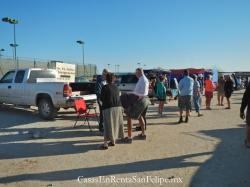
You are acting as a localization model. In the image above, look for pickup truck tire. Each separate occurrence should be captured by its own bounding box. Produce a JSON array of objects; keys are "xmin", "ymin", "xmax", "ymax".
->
[{"xmin": 38, "ymin": 98, "xmax": 57, "ymax": 120}]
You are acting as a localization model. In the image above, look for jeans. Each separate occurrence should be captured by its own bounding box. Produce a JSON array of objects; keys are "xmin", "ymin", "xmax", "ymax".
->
[
  {"xmin": 193, "ymin": 95, "xmax": 201, "ymax": 113},
  {"xmin": 97, "ymin": 98, "xmax": 103, "ymax": 132}
]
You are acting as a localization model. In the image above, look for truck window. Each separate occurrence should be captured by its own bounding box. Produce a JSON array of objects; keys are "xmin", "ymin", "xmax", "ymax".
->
[
  {"xmin": 15, "ymin": 70, "xmax": 25, "ymax": 83},
  {"xmin": 0, "ymin": 71, "xmax": 15, "ymax": 83},
  {"xmin": 29, "ymin": 70, "xmax": 56, "ymax": 79}
]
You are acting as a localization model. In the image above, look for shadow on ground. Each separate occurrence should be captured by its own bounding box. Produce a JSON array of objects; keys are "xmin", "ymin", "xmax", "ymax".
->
[
  {"xmin": 190, "ymin": 124, "xmax": 250, "ymax": 187},
  {"xmin": 0, "ymin": 151, "xmax": 211, "ymax": 184}
]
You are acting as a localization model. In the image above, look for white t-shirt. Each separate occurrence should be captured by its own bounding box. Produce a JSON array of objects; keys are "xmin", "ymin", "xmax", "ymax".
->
[{"xmin": 134, "ymin": 74, "xmax": 149, "ymax": 96}]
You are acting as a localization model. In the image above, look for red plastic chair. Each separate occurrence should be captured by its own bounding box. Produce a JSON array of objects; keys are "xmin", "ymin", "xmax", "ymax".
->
[{"xmin": 73, "ymin": 98, "xmax": 99, "ymax": 130}]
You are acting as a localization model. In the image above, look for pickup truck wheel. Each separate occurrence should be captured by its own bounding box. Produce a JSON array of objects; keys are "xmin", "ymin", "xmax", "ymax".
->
[{"xmin": 38, "ymin": 98, "xmax": 57, "ymax": 120}]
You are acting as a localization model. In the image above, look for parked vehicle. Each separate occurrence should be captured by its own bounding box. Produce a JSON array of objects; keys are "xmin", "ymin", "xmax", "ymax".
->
[
  {"xmin": 0, "ymin": 68, "xmax": 96, "ymax": 120},
  {"xmin": 115, "ymin": 73, "xmax": 138, "ymax": 92}
]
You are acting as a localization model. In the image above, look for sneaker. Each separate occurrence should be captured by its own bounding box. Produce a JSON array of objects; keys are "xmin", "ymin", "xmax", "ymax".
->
[
  {"xmin": 99, "ymin": 143, "xmax": 108, "ymax": 150},
  {"xmin": 185, "ymin": 116, "xmax": 189, "ymax": 123},
  {"xmin": 178, "ymin": 117, "xmax": 183, "ymax": 124},
  {"xmin": 198, "ymin": 113, "xmax": 203, "ymax": 117},
  {"xmin": 122, "ymin": 137, "xmax": 133, "ymax": 144},
  {"xmin": 137, "ymin": 134, "xmax": 146, "ymax": 140},
  {"xmin": 108, "ymin": 141, "xmax": 115, "ymax": 146}
]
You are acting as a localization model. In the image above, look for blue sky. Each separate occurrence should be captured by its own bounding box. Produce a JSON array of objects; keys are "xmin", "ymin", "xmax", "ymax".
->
[{"xmin": 0, "ymin": 0, "xmax": 250, "ymax": 73}]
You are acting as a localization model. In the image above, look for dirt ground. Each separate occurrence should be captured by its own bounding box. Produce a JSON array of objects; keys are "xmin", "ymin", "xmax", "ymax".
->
[{"xmin": 0, "ymin": 90, "xmax": 249, "ymax": 187}]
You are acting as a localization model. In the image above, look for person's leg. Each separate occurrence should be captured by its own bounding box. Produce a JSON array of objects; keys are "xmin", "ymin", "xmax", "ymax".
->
[
  {"xmin": 138, "ymin": 115, "xmax": 145, "ymax": 136},
  {"xmin": 205, "ymin": 96, "xmax": 208, "ymax": 108},
  {"xmin": 178, "ymin": 96, "xmax": 184, "ymax": 123},
  {"xmin": 227, "ymin": 97, "xmax": 231, "ymax": 109},
  {"xmin": 159, "ymin": 101, "xmax": 163, "ymax": 115},
  {"xmin": 162, "ymin": 102, "xmax": 165, "ymax": 115},
  {"xmin": 217, "ymin": 93, "xmax": 220, "ymax": 105},
  {"xmin": 141, "ymin": 107, "xmax": 148, "ymax": 130},
  {"xmin": 158, "ymin": 101, "xmax": 161, "ymax": 114},
  {"xmin": 127, "ymin": 117, "xmax": 132, "ymax": 138},
  {"xmin": 100, "ymin": 113, "xmax": 108, "ymax": 149},
  {"xmin": 185, "ymin": 96, "xmax": 191, "ymax": 122},
  {"xmin": 104, "ymin": 138, "xmax": 108, "ymax": 146},
  {"xmin": 208, "ymin": 97, "xmax": 211, "ymax": 109},
  {"xmin": 226, "ymin": 97, "xmax": 230, "ymax": 109},
  {"xmin": 185, "ymin": 109, "xmax": 190, "ymax": 122},
  {"xmin": 193, "ymin": 96, "xmax": 199, "ymax": 113},
  {"xmin": 197, "ymin": 96, "xmax": 203, "ymax": 116},
  {"xmin": 221, "ymin": 94, "xmax": 224, "ymax": 106},
  {"xmin": 178, "ymin": 109, "xmax": 183, "ymax": 123},
  {"xmin": 97, "ymin": 99, "xmax": 103, "ymax": 132}
]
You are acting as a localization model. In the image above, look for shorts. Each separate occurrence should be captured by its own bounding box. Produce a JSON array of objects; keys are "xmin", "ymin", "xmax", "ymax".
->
[
  {"xmin": 178, "ymin": 95, "xmax": 192, "ymax": 111},
  {"xmin": 205, "ymin": 91, "xmax": 213, "ymax": 99},
  {"xmin": 217, "ymin": 91, "xmax": 224, "ymax": 97},
  {"xmin": 126, "ymin": 98, "xmax": 150, "ymax": 119}
]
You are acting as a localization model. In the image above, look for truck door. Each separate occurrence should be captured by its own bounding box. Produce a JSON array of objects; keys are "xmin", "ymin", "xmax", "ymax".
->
[
  {"xmin": 10, "ymin": 70, "xmax": 26, "ymax": 104},
  {"xmin": 0, "ymin": 71, "xmax": 15, "ymax": 103}
]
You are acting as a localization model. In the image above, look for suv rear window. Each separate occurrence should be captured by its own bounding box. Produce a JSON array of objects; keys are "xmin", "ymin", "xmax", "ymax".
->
[
  {"xmin": 120, "ymin": 74, "xmax": 138, "ymax": 83},
  {"xmin": 29, "ymin": 70, "xmax": 56, "ymax": 79}
]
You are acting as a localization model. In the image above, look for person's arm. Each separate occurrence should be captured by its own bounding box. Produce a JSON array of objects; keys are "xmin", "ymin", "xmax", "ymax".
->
[
  {"xmin": 197, "ymin": 81, "xmax": 201, "ymax": 93},
  {"xmin": 240, "ymin": 85, "xmax": 250, "ymax": 117}
]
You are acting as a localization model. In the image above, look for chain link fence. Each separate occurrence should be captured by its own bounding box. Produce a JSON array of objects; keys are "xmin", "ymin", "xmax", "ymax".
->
[{"xmin": 0, "ymin": 56, "xmax": 97, "ymax": 80}]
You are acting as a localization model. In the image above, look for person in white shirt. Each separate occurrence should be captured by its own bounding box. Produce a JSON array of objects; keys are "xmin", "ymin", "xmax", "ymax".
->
[
  {"xmin": 134, "ymin": 69, "xmax": 149, "ymax": 96},
  {"xmin": 124, "ymin": 68, "xmax": 149, "ymax": 143}
]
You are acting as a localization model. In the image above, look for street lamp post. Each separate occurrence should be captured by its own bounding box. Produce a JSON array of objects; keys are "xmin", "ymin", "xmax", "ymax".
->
[
  {"xmin": 107, "ymin": 64, "xmax": 110, "ymax": 69},
  {"xmin": 137, "ymin": 62, "xmax": 141, "ymax": 67},
  {"xmin": 76, "ymin": 40, "xmax": 85, "ymax": 75},
  {"xmin": 117, "ymin": 65, "xmax": 120, "ymax": 73},
  {"xmin": 0, "ymin": 49, "xmax": 4, "ymax": 58},
  {"xmin": 2, "ymin": 17, "xmax": 18, "ymax": 68},
  {"xmin": 10, "ymin": 43, "xmax": 18, "ymax": 59}
]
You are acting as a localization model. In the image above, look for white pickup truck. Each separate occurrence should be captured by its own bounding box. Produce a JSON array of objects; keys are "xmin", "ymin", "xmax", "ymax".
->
[{"xmin": 0, "ymin": 68, "xmax": 97, "ymax": 120}]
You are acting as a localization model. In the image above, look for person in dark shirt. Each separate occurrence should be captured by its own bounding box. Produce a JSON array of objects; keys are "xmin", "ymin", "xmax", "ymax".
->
[
  {"xmin": 95, "ymin": 69, "xmax": 109, "ymax": 133},
  {"xmin": 224, "ymin": 76, "xmax": 234, "ymax": 109},
  {"xmin": 99, "ymin": 73, "xmax": 124, "ymax": 149},
  {"xmin": 240, "ymin": 82, "xmax": 250, "ymax": 148}
]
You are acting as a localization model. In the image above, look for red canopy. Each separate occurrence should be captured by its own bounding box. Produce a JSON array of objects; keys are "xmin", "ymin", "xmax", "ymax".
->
[{"xmin": 170, "ymin": 68, "xmax": 205, "ymax": 76}]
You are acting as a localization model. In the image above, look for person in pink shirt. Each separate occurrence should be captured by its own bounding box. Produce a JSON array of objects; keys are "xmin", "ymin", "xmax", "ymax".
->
[{"xmin": 205, "ymin": 75, "xmax": 215, "ymax": 110}]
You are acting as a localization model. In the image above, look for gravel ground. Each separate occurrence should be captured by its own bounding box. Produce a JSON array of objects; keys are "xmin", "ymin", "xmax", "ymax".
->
[{"xmin": 0, "ymin": 90, "xmax": 249, "ymax": 187}]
